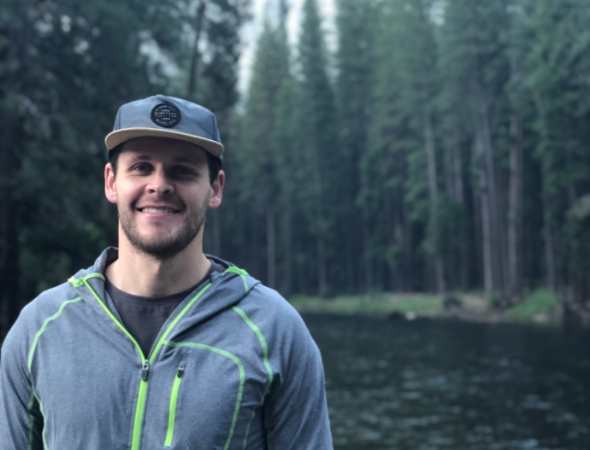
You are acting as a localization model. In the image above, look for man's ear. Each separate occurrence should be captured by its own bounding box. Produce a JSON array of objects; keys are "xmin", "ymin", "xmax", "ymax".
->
[
  {"xmin": 104, "ymin": 163, "xmax": 118, "ymax": 204},
  {"xmin": 208, "ymin": 170, "xmax": 225, "ymax": 209}
]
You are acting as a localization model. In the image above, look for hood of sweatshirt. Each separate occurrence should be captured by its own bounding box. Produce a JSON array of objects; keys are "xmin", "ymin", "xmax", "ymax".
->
[{"xmin": 67, "ymin": 247, "xmax": 260, "ymax": 357}]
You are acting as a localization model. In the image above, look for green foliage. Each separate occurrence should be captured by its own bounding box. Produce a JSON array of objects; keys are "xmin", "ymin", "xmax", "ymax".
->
[
  {"xmin": 0, "ymin": 0, "xmax": 250, "ymax": 332},
  {"xmin": 290, "ymin": 293, "xmax": 443, "ymax": 316},
  {"xmin": 228, "ymin": 16, "xmax": 297, "ymax": 281},
  {"xmin": 295, "ymin": 0, "xmax": 339, "ymax": 294},
  {"xmin": 506, "ymin": 289, "xmax": 558, "ymax": 321}
]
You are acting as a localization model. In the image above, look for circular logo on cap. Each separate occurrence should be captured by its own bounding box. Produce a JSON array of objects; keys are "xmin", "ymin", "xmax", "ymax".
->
[{"xmin": 151, "ymin": 102, "xmax": 181, "ymax": 128}]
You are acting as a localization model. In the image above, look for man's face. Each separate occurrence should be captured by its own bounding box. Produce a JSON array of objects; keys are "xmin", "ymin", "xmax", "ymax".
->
[{"xmin": 104, "ymin": 137, "xmax": 224, "ymax": 259}]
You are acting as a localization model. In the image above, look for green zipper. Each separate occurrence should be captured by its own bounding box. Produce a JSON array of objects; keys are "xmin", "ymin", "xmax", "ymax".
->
[
  {"xmin": 165, "ymin": 341, "xmax": 245, "ymax": 450},
  {"xmin": 75, "ymin": 275, "xmax": 212, "ymax": 450},
  {"xmin": 164, "ymin": 364, "xmax": 185, "ymax": 447},
  {"xmin": 78, "ymin": 277, "xmax": 149, "ymax": 450},
  {"xmin": 130, "ymin": 360, "xmax": 151, "ymax": 450}
]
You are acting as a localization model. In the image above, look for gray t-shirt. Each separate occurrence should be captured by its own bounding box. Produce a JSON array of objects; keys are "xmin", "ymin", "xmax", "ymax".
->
[{"xmin": 105, "ymin": 261, "xmax": 223, "ymax": 356}]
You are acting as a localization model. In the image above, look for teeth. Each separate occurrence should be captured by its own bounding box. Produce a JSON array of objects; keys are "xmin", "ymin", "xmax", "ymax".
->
[{"xmin": 141, "ymin": 207, "xmax": 177, "ymax": 213}]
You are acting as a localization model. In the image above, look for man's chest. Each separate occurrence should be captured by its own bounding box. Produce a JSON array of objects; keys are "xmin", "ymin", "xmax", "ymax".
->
[{"xmin": 31, "ymin": 316, "xmax": 271, "ymax": 450}]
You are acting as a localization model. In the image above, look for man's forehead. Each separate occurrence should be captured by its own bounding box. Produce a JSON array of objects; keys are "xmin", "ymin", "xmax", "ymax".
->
[{"xmin": 120, "ymin": 137, "xmax": 207, "ymax": 163}]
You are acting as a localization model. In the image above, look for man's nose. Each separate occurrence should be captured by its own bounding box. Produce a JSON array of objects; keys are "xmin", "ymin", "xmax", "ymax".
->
[{"xmin": 146, "ymin": 168, "xmax": 174, "ymax": 195}]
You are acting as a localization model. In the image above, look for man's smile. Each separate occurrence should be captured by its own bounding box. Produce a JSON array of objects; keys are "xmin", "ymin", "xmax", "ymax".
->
[{"xmin": 135, "ymin": 204, "xmax": 183, "ymax": 214}]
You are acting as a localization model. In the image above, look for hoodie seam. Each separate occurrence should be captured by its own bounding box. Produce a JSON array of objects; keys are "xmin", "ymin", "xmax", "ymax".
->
[
  {"xmin": 27, "ymin": 297, "xmax": 84, "ymax": 373},
  {"xmin": 25, "ymin": 297, "xmax": 84, "ymax": 450},
  {"xmin": 231, "ymin": 306, "xmax": 273, "ymax": 450},
  {"xmin": 163, "ymin": 340, "xmax": 245, "ymax": 450}
]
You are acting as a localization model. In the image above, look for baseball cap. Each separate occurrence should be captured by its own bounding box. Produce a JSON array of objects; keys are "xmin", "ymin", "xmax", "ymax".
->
[{"xmin": 105, "ymin": 95, "xmax": 224, "ymax": 158}]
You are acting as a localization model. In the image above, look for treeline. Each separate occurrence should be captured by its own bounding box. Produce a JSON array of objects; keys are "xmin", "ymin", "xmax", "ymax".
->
[
  {"xmin": 220, "ymin": 0, "xmax": 590, "ymax": 322},
  {"xmin": 2, "ymin": 0, "xmax": 590, "ymax": 335}
]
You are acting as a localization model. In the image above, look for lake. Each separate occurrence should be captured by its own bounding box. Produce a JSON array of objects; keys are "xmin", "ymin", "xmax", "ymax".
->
[{"xmin": 304, "ymin": 314, "xmax": 590, "ymax": 450}]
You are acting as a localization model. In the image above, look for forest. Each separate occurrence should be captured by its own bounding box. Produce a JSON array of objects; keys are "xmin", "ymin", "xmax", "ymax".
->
[{"xmin": 2, "ymin": 0, "xmax": 590, "ymax": 335}]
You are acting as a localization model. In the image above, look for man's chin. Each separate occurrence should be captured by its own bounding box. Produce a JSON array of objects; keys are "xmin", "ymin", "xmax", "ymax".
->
[
  {"xmin": 127, "ymin": 232, "xmax": 198, "ymax": 260},
  {"xmin": 120, "ymin": 216, "xmax": 204, "ymax": 260},
  {"xmin": 134, "ymin": 241, "xmax": 189, "ymax": 260}
]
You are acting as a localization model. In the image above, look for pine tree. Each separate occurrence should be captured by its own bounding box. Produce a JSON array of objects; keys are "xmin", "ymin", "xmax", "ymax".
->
[
  {"xmin": 523, "ymin": 0, "xmax": 590, "ymax": 319},
  {"xmin": 235, "ymin": 4, "xmax": 295, "ymax": 289},
  {"xmin": 439, "ymin": 0, "xmax": 512, "ymax": 305},
  {"xmin": 297, "ymin": 0, "xmax": 339, "ymax": 295},
  {"xmin": 334, "ymin": 0, "xmax": 378, "ymax": 291}
]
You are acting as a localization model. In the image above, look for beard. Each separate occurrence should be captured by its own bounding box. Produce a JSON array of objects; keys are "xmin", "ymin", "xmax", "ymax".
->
[{"xmin": 118, "ymin": 197, "xmax": 208, "ymax": 260}]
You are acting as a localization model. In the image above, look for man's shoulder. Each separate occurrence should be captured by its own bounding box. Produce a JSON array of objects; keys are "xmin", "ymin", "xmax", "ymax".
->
[
  {"xmin": 246, "ymin": 282, "xmax": 292, "ymax": 310},
  {"xmin": 2, "ymin": 279, "xmax": 83, "ymax": 356},
  {"xmin": 234, "ymin": 279, "xmax": 312, "ymax": 337},
  {"xmin": 18, "ymin": 280, "xmax": 82, "ymax": 325},
  {"xmin": 207, "ymin": 258, "xmax": 307, "ymax": 331}
]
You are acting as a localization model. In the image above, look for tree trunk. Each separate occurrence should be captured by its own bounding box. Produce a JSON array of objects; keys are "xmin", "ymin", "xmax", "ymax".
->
[
  {"xmin": 507, "ymin": 113, "xmax": 523, "ymax": 303},
  {"xmin": 361, "ymin": 203, "xmax": 373, "ymax": 291},
  {"xmin": 186, "ymin": 1, "xmax": 207, "ymax": 99},
  {"xmin": 446, "ymin": 133, "xmax": 469, "ymax": 289},
  {"xmin": 0, "ymin": 107, "xmax": 22, "ymax": 337},
  {"xmin": 424, "ymin": 109, "xmax": 445, "ymax": 293},
  {"xmin": 266, "ymin": 207, "xmax": 276, "ymax": 287},
  {"xmin": 535, "ymin": 101, "xmax": 558, "ymax": 291},
  {"xmin": 477, "ymin": 137, "xmax": 494, "ymax": 297},
  {"xmin": 317, "ymin": 236, "xmax": 328, "ymax": 297},
  {"xmin": 543, "ymin": 212, "xmax": 557, "ymax": 290},
  {"xmin": 474, "ymin": 85, "xmax": 507, "ymax": 305},
  {"xmin": 0, "ymin": 203, "xmax": 19, "ymax": 338},
  {"xmin": 280, "ymin": 206, "xmax": 292, "ymax": 295}
]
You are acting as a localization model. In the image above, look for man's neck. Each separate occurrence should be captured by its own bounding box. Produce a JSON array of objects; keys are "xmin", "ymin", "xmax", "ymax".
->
[{"xmin": 106, "ymin": 237, "xmax": 211, "ymax": 298}]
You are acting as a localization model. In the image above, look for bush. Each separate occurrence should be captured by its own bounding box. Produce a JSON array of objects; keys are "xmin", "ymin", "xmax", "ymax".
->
[{"xmin": 506, "ymin": 289, "xmax": 558, "ymax": 321}]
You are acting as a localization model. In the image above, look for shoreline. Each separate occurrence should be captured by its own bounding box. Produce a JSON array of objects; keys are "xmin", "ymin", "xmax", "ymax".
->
[{"xmin": 290, "ymin": 290, "xmax": 561, "ymax": 327}]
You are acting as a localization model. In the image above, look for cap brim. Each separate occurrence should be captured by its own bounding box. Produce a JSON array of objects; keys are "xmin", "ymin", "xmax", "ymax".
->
[{"xmin": 105, "ymin": 127, "xmax": 224, "ymax": 158}]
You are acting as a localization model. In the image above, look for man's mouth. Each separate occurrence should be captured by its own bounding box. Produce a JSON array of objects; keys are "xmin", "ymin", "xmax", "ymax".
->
[{"xmin": 136, "ymin": 206, "xmax": 182, "ymax": 214}]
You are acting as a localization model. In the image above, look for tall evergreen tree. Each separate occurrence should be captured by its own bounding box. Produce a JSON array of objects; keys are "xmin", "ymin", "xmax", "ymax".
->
[
  {"xmin": 234, "ymin": 2, "xmax": 296, "ymax": 290},
  {"xmin": 523, "ymin": 0, "xmax": 590, "ymax": 320},
  {"xmin": 335, "ymin": 0, "xmax": 377, "ymax": 291},
  {"xmin": 439, "ymin": 0, "xmax": 512, "ymax": 304},
  {"xmin": 297, "ymin": 0, "xmax": 339, "ymax": 296}
]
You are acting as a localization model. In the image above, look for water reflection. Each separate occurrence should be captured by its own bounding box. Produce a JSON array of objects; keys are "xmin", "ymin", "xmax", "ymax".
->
[{"xmin": 305, "ymin": 314, "xmax": 590, "ymax": 450}]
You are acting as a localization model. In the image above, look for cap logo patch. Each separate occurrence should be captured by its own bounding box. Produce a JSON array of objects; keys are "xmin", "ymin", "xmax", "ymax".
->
[{"xmin": 151, "ymin": 102, "xmax": 181, "ymax": 128}]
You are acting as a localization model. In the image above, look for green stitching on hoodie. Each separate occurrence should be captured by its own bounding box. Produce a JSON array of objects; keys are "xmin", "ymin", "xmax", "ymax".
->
[
  {"xmin": 27, "ymin": 297, "xmax": 83, "ymax": 372},
  {"xmin": 25, "ymin": 297, "xmax": 86, "ymax": 449},
  {"xmin": 76, "ymin": 275, "xmax": 213, "ymax": 450},
  {"xmin": 232, "ymin": 306, "xmax": 273, "ymax": 449},
  {"xmin": 67, "ymin": 273, "xmax": 105, "ymax": 288},
  {"xmin": 225, "ymin": 266, "xmax": 249, "ymax": 291},
  {"xmin": 232, "ymin": 307, "xmax": 272, "ymax": 388},
  {"xmin": 164, "ymin": 341, "xmax": 245, "ymax": 450}
]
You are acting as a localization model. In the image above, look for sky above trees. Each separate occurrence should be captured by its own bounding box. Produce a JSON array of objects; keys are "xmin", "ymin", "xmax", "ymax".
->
[{"xmin": 239, "ymin": 0, "xmax": 335, "ymax": 92}]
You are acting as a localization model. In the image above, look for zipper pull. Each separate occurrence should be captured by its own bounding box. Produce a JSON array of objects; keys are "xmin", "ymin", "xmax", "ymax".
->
[
  {"xmin": 141, "ymin": 360, "xmax": 150, "ymax": 381},
  {"xmin": 177, "ymin": 364, "xmax": 185, "ymax": 378}
]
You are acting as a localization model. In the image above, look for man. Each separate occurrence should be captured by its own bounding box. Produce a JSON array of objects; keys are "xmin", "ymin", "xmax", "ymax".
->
[{"xmin": 0, "ymin": 95, "xmax": 333, "ymax": 449}]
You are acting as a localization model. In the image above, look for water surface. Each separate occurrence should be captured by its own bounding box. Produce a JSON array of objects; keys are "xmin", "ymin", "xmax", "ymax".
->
[{"xmin": 305, "ymin": 314, "xmax": 590, "ymax": 450}]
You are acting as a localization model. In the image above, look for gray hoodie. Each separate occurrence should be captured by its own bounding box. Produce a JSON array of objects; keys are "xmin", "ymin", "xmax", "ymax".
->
[{"xmin": 0, "ymin": 248, "xmax": 333, "ymax": 450}]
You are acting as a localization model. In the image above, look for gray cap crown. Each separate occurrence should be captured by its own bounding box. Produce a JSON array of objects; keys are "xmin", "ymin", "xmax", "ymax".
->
[{"xmin": 105, "ymin": 95, "xmax": 224, "ymax": 158}]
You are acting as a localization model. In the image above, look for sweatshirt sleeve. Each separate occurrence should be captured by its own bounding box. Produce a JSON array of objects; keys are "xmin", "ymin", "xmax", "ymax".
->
[
  {"xmin": 264, "ymin": 311, "xmax": 333, "ymax": 450},
  {"xmin": 0, "ymin": 313, "xmax": 44, "ymax": 450}
]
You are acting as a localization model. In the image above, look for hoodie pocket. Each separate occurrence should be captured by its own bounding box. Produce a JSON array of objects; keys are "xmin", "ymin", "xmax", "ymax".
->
[{"xmin": 164, "ymin": 364, "xmax": 186, "ymax": 447}]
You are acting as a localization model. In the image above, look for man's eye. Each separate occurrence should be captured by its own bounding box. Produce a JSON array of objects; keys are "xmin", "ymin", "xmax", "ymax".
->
[
  {"xmin": 130, "ymin": 162, "xmax": 152, "ymax": 173},
  {"xmin": 171, "ymin": 166, "xmax": 198, "ymax": 178}
]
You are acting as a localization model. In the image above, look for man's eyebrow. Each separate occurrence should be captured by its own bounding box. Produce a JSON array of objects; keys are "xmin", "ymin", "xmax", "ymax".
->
[
  {"xmin": 124, "ymin": 152, "xmax": 203, "ymax": 165},
  {"xmin": 127, "ymin": 153, "xmax": 153, "ymax": 161},
  {"xmin": 172, "ymin": 156, "xmax": 203, "ymax": 165}
]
